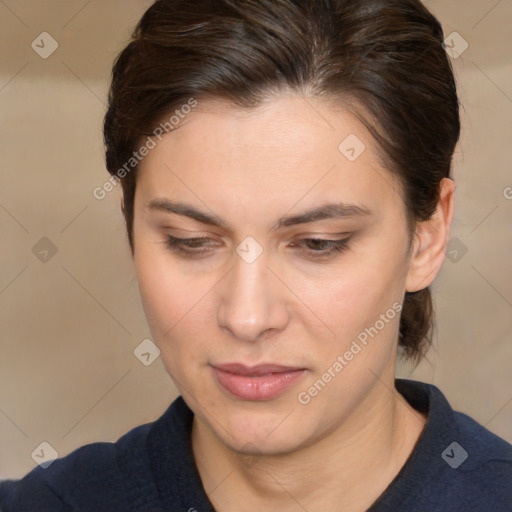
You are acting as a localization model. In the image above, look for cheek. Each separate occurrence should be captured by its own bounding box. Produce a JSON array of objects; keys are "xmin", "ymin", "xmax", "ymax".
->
[
  {"xmin": 290, "ymin": 243, "xmax": 407, "ymax": 349},
  {"xmin": 134, "ymin": 245, "xmax": 217, "ymax": 366},
  {"xmin": 331, "ymin": 231, "xmax": 408, "ymax": 302},
  {"xmin": 135, "ymin": 245, "xmax": 191, "ymax": 347},
  {"xmin": 135, "ymin": 250, "xmax": 179, "ymax": 330}
]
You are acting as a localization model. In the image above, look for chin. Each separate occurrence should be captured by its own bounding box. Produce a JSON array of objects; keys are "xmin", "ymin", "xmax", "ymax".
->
[
  {"xmin": 226, "ymin": 429, "xmax": 303, "ymax": 457},
  {"xmin": 214, "ymin": 403, "xmax": 313, "ymax": 455}
]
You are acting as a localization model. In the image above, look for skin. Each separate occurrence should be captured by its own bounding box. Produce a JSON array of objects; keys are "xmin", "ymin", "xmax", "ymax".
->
[{"xmin": 132, "ymin": 94, "xmax": 455, "ymax": 512}]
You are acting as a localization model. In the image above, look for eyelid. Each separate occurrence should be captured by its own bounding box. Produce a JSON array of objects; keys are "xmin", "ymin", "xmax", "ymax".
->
[
  {"xmin": 290, "ymin": 237, "xmax": 350, "ymax": 258},
  {"xmin": 162, "ymin": 234, "xmax": 351, "ymax": 260}
]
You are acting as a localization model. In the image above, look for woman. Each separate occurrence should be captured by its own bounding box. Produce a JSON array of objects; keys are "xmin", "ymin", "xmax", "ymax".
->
[{"xmin": 1, "ymin": 0, "xmax": 511, "ymax": 510}]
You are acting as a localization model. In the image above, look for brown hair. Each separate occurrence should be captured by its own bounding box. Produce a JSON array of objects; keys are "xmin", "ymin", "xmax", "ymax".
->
[{"xmin": 103, "ymin": 0, "xmax": 460, "ymax": 362}]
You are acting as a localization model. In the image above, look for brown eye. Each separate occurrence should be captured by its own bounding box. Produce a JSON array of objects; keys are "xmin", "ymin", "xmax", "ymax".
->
[
  {"xmin": 164, "ymin": 236, "xmax": 219, "ymax": 257},
  {"xmin": 293, "ymin": 238, "xmax": 350, "ymax": 259}
]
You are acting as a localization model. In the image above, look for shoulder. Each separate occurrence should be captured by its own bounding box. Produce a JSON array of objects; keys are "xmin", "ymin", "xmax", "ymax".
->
[
  {"xmin": 416, "ymin": 379, "xmax": 512, "ymax": 473},
  {"xmin": 450, "ymin": 409, "xmax": 512, "ymax": 492},
  {"xmin": 386, "ymin": 379, "xmax": 512, "ymax": 512},
  {"xmin": 431, "ymin": 411, "xmax": 512, "ymax": 511},
  {"xmin": 0, "ymin": 420, "xmax": 157, "ymax": 511}
]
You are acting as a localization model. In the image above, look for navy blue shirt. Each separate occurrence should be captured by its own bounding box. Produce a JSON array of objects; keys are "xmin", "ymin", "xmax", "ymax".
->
[{"xmin": 1, "ymin": 379, "xmax": 511, "ymax": 511}]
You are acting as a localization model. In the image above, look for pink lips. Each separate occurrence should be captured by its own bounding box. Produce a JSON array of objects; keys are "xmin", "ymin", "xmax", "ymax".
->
[{"xmin": 212, "ymin": 363, "xmax": 306, "ymax": 401}]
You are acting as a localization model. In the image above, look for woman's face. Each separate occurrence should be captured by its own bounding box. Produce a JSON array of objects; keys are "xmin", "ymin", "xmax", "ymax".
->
[{"xmin": 133, "ymin": 94, "xmax": 414, "ymax": 454}]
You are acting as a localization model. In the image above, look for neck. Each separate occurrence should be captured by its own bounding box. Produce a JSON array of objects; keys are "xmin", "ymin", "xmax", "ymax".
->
[{"xmin": 191, "ymin": 375, "xmax": 426, "ymax": 512}]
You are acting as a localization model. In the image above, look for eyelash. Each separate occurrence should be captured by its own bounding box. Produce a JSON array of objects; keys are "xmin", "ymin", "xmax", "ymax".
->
[{"xmin": 163, "ymin": 235, "xmax": 350, "ymax": 260}]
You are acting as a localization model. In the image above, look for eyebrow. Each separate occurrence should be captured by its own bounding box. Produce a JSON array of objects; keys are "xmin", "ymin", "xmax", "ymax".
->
[{"xmin": 146, "ymin": 198, "xmax": 372, "ymax": 231}]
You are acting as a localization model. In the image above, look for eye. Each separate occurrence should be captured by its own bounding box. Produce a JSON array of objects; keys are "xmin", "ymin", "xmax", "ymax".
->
[
  {"xmin": 291, "ymin": 238, "xmax": 350, "ymax": 259},
  {"xmin": 164, "ymin": 235, "xmax": 219, "ymax": 257},
  {"xmin": 163, "ymin": 235, "xmax": 350, "ymax": 260}
]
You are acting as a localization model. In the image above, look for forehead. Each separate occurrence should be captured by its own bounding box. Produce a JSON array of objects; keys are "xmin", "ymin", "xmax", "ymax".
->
[
  {"xmin": 136, "ymin": 94, "xmax": 404, "ymax": 222},
  {"xmin": 148, "ymin": 94, "xmax": 370, "ymax": 160}
]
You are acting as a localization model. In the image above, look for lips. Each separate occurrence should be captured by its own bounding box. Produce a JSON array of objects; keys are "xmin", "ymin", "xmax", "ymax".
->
[{"xmin": 212, "ymin": 363, "xmax": 306, "ymax": 401}]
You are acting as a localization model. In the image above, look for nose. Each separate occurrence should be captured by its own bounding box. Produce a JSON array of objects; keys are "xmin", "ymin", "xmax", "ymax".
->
[{"xmin": 217, "ymin": 251, "xmax": 290, "ymax": 343}]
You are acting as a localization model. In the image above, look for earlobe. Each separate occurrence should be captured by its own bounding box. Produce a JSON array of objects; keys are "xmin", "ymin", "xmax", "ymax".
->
[{"xmin": 405, "ymin": 178, "xmax": 456, "ymax": 292}]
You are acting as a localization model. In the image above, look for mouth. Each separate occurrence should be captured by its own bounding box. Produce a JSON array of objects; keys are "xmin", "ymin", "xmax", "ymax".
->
[{"xmin": 211, "ymin": 363, "xmax": 307, "ymax": 401}]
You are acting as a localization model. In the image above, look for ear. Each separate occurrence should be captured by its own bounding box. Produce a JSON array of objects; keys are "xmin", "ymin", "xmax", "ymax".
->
[
  {"xmin": 120, "ymin": 197, "xmax": 126, "ymax": 216},
  {"xmin": 405, "ymin": 178, "xmax": 456, "ymax": 292}
]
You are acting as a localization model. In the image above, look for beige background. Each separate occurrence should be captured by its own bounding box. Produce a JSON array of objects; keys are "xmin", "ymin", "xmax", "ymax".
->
[{"xmin": 0, "ymin": 0, "xmax": 511, "ymax": 479}]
